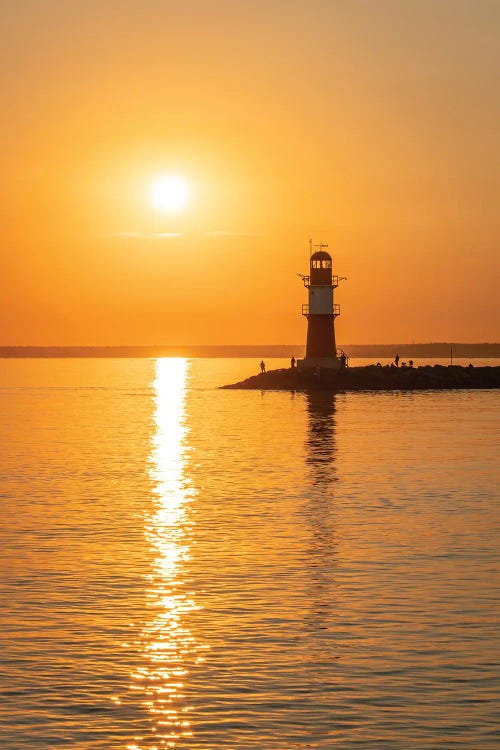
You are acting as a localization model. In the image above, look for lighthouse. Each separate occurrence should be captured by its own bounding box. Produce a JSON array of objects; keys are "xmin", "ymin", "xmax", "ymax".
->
[{"xmin": 299, "ymin": 241, "xmax": 343, "ymax": 370}]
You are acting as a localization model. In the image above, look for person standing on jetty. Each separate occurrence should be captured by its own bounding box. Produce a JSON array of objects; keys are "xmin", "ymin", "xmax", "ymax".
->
[
  {"xmin": 290, "ymin": 356, "xmax": 296, "ymax": 369},
  {"xmin": 394, "ymin": 353, "xmax": 400, "ymax": 367},
  {"xmin": 260, "ymin": 360, "xmax": 266, "ymax": 373}
]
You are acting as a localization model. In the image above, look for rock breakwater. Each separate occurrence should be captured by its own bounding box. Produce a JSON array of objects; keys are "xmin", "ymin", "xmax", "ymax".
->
[{"xmin": 222, "ymin": 365, "xmax": 500, "ymax": 392}]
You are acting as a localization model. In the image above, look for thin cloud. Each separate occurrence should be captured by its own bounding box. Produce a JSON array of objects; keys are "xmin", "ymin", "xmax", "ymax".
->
[
  {"xmin": 205, "ymin": 230, "xmax": 265, "ymax": 238},
  {"xmin": 108, "ymin": 231, "xmax": 185, "ymax": 239},
  {"xmin": 106, "ymin": 230, "xmax": 266, "ymax": 240}
]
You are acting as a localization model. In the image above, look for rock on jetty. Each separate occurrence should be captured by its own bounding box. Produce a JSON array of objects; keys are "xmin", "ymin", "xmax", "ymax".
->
[{"xmin": 222, "ymin": 365, "xmax": 500, "ymax": 392}]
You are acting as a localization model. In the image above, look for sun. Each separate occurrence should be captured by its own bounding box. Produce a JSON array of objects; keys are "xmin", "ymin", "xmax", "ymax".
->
[{"xmin": 151, "ymin": 175, "xmax": 190, "ymax": 213}]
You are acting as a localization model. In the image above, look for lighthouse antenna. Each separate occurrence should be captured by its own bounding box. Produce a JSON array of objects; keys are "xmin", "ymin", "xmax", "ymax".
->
[
  {"xmin": 309, "ymin": 239, "xmax": 329, "ymax": 256},
  {"xmin": 312, "ymin": 242, "xmax": 329, "ymax": 252}
]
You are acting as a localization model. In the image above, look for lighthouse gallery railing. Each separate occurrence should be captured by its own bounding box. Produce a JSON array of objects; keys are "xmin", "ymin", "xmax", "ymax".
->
[
  {"xmin": 302, "ymin": 304, "xmax": 340, "ymax": 317},
  {"xmin": 302, "ymin": 275, "xmax": 339, "ymax": 288}
]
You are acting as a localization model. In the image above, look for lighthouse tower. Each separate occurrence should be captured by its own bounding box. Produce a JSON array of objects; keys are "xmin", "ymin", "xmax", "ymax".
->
[{"xmin": 300, "ymin": 242, "xmax": 342, "ymax": 370}]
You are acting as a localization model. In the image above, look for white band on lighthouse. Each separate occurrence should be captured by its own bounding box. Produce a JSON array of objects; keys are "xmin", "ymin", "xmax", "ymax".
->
[{"xmin": 308, "ymin": 287, "xmax": 334, "ymax": 315}]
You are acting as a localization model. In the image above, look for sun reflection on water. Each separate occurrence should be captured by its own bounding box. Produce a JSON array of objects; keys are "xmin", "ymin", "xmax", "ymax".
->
[{"xmin": 130, "ymin": 358, "xmax": 206, "ymax": 748}]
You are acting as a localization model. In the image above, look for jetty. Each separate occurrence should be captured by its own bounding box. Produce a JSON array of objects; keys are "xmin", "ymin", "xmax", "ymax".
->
[{"xmin": 222, "ymin": 364, "xmax": 500, "ymax": 392}]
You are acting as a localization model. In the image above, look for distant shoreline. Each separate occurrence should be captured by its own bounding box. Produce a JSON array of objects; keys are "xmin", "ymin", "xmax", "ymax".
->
[{"xmin": 0, "ymin": 343, "xmax": 499, "ymax": 359}]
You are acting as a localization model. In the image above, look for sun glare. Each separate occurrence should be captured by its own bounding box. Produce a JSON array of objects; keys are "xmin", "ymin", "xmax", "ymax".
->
[{"xmin": 152, "ymin": 175, "xmax": 190, "ymax": 213}]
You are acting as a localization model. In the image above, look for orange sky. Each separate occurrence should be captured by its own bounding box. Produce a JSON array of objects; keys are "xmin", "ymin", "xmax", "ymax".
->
[{"xmin": 1, "ymin": 0, "xmax": 498, "ymax": 345}]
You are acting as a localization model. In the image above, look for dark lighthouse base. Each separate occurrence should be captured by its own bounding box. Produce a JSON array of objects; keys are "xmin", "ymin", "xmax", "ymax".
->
[
  {"xmin": 302, "ymin": 314, "xmax": 339, "ymax": 369},
  {"xmin": 298, "ymin": 356, "xmax": 341, "ymax": 371},
  {"xmin": 222, "ymin": 365, "xmax": 500, "ymax": 392}
]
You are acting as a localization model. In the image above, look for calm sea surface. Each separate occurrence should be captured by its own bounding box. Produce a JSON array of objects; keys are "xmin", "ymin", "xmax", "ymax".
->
[{"xmin": 1, "ymin": 358, "xmax": 499, "ymax": 749}]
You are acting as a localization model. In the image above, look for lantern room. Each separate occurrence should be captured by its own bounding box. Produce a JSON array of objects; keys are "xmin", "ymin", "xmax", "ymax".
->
[{"xmin": 310, "ymin": 250, "xmax": 333, "ymax": 286}]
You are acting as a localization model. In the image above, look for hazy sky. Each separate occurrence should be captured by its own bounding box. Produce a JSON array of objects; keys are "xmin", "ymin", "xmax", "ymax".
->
[{"xmin": 1, "ymin": 0, "xmax": 498, "ymax": 344}]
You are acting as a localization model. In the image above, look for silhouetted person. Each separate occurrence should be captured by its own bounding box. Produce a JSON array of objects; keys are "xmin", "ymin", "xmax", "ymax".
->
[
  {"xmin": 394, "ymin": 353, "xmax": 400, "ymax": 367},
  {"xmin": 409, "ymin": 359, "xmax": 414, "ymax": 368},
  {"xmin": 291, "ymin": 356, "xmax": 296, "ymax": 369},
  {"xmin": 260, "ymin": 360, "xmax": 266, "ymax": 373},
  {"xmin": 340, "ymin": 352, "xmax": 347, "ymax": 370}
]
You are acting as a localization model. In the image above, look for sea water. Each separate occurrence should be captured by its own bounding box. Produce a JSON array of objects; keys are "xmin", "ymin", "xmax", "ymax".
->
[{"xmin": 1, "ymin": 358, "xmax": 499, "ymax": 749}]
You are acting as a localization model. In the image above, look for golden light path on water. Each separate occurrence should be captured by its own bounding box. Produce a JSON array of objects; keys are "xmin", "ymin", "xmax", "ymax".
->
[{"xmin": 129, "ymin": 358, "xmax": 206, "ymax": 749}]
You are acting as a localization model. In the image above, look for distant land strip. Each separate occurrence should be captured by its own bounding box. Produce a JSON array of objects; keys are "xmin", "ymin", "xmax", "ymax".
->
[{"xmin": 0, "ymin": 344, "xmax": 499, "ymax": 358}]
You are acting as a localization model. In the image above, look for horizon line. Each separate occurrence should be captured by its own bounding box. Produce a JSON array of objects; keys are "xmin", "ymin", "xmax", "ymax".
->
[{"xmin": 0, "ymin": 342, "xmax": 499, "ymax": 349}]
